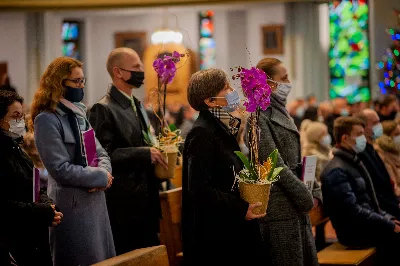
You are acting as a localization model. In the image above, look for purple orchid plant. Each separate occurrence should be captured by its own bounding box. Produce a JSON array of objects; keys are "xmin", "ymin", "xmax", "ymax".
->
[
  {"xmin": 233, "ymin": 66, "xmax": 272, "ymax": 113},
  {"xmin": 232, "ymin": 66, "xmax": 282, "ymax": 184},
  {"xmin": 150, "ymin": 51, "xmax": 184, "ymax": 141},
  {"xmin": 153, "ymin": 51, "xmax": 182, "ymax": 84}
]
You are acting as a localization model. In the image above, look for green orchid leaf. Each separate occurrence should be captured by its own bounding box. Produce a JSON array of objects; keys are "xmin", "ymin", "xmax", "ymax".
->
[
  {"xmin": 234, "ymin": 151, "xmax": 258, "ymax": 181},
  {"xmin": 142, "ymin": 130, "xmax": 153, "ymax": 146},
  {"xmin": 270, "ymin": 167, "xmax": 284, "ymax": 180},
  {"xmin": 267, "ymin": 149, "xmax": 279, "ymax": 180},
  {"xmin": 169, "ymin": 124, "xmax": 177, "ymax": 132}
]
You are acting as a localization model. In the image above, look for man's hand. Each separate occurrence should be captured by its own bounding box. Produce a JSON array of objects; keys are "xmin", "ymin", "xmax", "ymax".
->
[
  {"xmin": 106, "ymin": 172, "xmax": 113, "ymax": 188},
  {"xmin": 51, "ymin": 204, "xmax": 63, "ymax": 227},
  {"xmin": 150, "ymin": 147, "xmax": 168, "ymax": 169},
  {"xmin": 245, "ymin": 202, "xmax": 266, "ymax": 220}
]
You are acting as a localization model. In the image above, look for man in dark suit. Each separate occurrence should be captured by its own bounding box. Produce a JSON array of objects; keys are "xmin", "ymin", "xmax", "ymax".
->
[
  {"xmin": 356, "ymin": 109, "xmax": 400, "ymax": 220},
  {"xmin": 89, "ymin": 47, "xmax": 167, "ymax": 255}
]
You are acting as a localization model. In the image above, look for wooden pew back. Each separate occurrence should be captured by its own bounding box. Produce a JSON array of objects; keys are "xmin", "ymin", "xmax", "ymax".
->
[
  {"xmin": 91, "ymin": 245, "xmax": 169, "ymax": 266},
  {"xmin": 159, "ymin": 187, "xmax": 183, "ymax": 266}
]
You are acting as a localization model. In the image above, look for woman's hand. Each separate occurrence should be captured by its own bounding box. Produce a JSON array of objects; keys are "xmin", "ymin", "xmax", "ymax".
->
[
  {"xmin": 51, "ymin": 204, "xmax": 63, "ymax": 226},
  {"xmin": 312, "ymin": 198, "xmax": 320, "ymax": 209},
  {"xmin": 245, "ymin": 202, "xmax": 266, "ymax": 220},
  {"xmin": 88, "ymin": 172, "xmax": 113, "ymax": 192}
]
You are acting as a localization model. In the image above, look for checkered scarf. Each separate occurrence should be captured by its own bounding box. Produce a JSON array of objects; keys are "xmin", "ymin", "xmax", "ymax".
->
[{"xmin": 209, "ymin": 108, "xmax": 241, "ymax": 137}]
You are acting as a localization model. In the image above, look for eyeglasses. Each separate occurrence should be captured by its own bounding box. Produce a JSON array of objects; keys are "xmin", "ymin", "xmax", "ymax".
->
[
  {"xmin": 65, "ymin": 78, "xmax": 86, "ymax": 85},
  {"xmin": 4, "ymin": 114, "xmax": 25, "ymax": 123}
]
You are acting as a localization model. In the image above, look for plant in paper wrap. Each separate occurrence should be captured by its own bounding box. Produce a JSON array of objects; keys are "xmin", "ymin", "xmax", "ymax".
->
[
  {"xmin": 232, "ymin": 66, "xmax": 283, "ymax": 214},
  {"xmin": 142, "ymin": 51, "xmax": 185, "ymax": 180}
]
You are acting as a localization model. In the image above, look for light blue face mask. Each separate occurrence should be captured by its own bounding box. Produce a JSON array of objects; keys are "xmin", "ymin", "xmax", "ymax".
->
[
  {"xmin": 372, "ymin": 123, "xmax": 383, "ymax": 140},
  {"xmin": 340, "ymin": 109, "xmax": 349, "ymax": 117},
  {"xmin": 353, "ymin": 135, "xmax": 367, "ymax": 154},
  {"xmin": 296, "ymin": 107, "xmax": 305, "ymax": 118},
  {"xmin": 214, "ymin": 90, "xmax": 240, "ymax": 113}
]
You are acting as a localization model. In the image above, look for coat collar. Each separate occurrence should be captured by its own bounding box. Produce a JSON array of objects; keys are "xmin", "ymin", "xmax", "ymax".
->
[
  {"xmin": 109, "ymin": 85, "xmax": 133, "ymax": 110},
  {"xmin": 196, "ymin": 110, "xmax": 240, "ymax": 149}
]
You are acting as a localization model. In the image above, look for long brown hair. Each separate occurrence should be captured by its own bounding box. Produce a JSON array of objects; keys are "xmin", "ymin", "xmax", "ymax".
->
[{"xmin": 29, "ymin": 57, "xmax": 83, "ymax": 131}]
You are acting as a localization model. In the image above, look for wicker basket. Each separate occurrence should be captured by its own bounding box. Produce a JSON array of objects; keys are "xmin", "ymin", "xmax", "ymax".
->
[
  {"xmin": 155, "ymin": 151, "xmax": 178, "ymax": 180},
  {"xmin": 238, "ymin": 182, "xmax": 271, "ymax": 215}
]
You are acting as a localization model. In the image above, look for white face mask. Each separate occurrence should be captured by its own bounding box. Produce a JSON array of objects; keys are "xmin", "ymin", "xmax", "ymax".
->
[
  {"xmin": 271, "ymin": 80, "xmax": 292, "ymax": 100},
  {"xmin": 8, "ymin": 120, "xmax": 26, "ymax": 136},
  {"xmin": 393, "ymin": 135, "xmax": 400, "ymax": 145},
  {"xmin": 320, "ymin": 135, "xmax": 332, "ymax": 147},
  {"xmin": 352, "ymin": 135, "xmax": 367, "ymax": 154}
]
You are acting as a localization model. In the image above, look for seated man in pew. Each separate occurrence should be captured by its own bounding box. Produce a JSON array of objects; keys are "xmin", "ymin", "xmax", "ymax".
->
[{"xmin": 320, "ymin": 117, "xmax": 400, "ymax": 265}]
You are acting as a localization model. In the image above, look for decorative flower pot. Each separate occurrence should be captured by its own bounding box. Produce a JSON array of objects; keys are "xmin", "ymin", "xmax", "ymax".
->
[
  {"xmin": 155, "ymin": 148, "xmax": 179, "ymax": 180},
  {"xmin": 238, "ymin": 182, "xmax": 271, "ymax": 215}
]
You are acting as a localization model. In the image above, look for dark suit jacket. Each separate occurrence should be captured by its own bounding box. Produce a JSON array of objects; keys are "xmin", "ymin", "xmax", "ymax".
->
[
  {"xmin": 359, "ymin": 143, "xmax": 400, "ymax": 219},
  {"xmin": 88, "ymin": 86, "xmax": 161, "ymax": 228},
  {"xmin": 182, "ymin": 110, "xmax": 262, "ymax": 266}
]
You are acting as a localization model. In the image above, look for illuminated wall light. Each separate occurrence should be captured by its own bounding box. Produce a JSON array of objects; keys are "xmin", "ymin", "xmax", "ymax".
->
[
  {"xmin": 394, "ymin": 50, "xmax": 400, "ymax": 56},
  {"xmin": 379, "ymin": 82, "xmax": 385, "ymax": 88},
  {"xmin": 384, "ymin": 72, "xmax": 389, "ymax": 78},
  {"xmin": 390, "ymin": 80, "xmax": 395, "ymax": 87},
  {"xmin": 378, "ymin": 61, "xmax": 384, "ymax": 68},
  {"xmin": 151, "ymin": 30, "xmax": 183, "ymax": 45}
]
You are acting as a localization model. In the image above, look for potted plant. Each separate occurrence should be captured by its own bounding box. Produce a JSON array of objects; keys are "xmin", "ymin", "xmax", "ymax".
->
[
  {"xmin": 143, "ymin": 51, "xmax": 185, "ymax": 180},
  {"xmin": 232, "ymin": 66, "xmax": 283, "ymax": 215}
]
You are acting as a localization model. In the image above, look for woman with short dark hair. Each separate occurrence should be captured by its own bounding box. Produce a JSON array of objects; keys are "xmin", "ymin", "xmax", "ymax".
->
[
  {"xmin": 0, "ymin": 90, "xmax": 62, "ymax": 266},
  {"xmin": 182, "ymin": 68, "xmax": 264, "ymax": 266}
]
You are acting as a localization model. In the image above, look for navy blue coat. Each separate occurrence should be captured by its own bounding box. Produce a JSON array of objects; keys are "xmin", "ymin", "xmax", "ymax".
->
[{"xmin": 321, "ymin": 148, "xmax": 395, "ymax": 247}]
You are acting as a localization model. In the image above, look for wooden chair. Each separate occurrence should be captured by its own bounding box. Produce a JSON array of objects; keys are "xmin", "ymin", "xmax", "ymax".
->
[
  {"xmin": 318, "ymin": 242, "xmax": 376, "ymax": 266},
  {"xmin": 92, "ymin": 245, "xmax": 169, "ymax": 266},
  {"xmin": 159, "ymin": 187, "xmax": 183, "ymax": 266}
]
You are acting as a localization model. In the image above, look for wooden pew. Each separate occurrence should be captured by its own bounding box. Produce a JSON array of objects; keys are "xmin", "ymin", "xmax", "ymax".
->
[
  {"xmin": 159, "ymin": 187, "xmax": 183, "ymax": 266},
  {"xmin": 317, "ymin": 242, "xmax": 376, "ymax": 266},
  {"xmin": 310, "ymin": 204, "xmax": 330, "ymax": 251},
  {"xmin": 170, "ymin": 165, "xmax": 182, "ymax": 188},
  {"xmin": 91, "ymin": 245, "xmax": 169, "ymax": 266}
]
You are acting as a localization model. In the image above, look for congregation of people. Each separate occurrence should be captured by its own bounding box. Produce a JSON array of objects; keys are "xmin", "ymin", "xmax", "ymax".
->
[{"xmin": 3, "ymin": 47, "xmax": 400, "ymax": 266}]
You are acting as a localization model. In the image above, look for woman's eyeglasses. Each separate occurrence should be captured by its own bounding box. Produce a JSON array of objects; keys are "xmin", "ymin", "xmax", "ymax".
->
[
  {"xmin": 9, "ymin": 114, "xmax": 25, "ymax": 123},
  {"xmin": 65, "ymin": 78, "xmax": 86, "ymax": 85}
]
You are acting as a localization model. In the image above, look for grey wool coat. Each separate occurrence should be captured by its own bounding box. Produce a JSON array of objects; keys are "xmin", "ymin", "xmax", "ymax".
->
[
  {"xmin": 256, "ymin": 94, "xmax": 320, "ymax": 266},
  {"xmin": 34, "ymin": 105, "xmax": 116, "ymax": 266}
]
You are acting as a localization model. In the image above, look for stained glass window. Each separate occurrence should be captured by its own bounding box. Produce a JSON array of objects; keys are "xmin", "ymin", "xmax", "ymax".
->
[
  {"xmin": 199, "ymin": 11, "xmax": 216, "ymax": 70},
  {"xmin": 61, "ymin": 21, "xmax": 81, "ymax": 60},
  {"xmin": 329, "ymin": 0, "xmax": 370, "ymax": 103}
]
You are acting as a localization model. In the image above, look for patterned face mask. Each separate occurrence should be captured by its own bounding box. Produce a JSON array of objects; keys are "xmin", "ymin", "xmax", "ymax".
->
[{"xmin": 209, "ymin": 108, "xmax": 241, "ymax": 137}]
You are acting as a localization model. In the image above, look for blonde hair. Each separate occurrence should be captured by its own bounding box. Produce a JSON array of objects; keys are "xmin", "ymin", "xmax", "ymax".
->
[
  {"xmin": 305, "ymin": 121, "xmax": 327, "ymax": 143},
  {"xmin": 29, "ymin": 57, "xmax": 83, "ymax": 131}
]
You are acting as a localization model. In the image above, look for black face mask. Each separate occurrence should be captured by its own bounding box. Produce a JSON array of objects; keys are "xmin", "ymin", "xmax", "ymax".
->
[
  {"xmin": 124, "ymin": 71, "xmax": 145, "ymax": 88},
  {"xmin": 64, "ymin": 86, "xmax": 84, "ymax": 103}
]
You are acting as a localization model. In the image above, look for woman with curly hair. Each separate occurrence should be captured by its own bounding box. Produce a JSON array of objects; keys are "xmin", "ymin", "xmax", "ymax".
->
[{"xmin": 30, "ymin": 57, "xmax": 115, "ymax": 266}]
